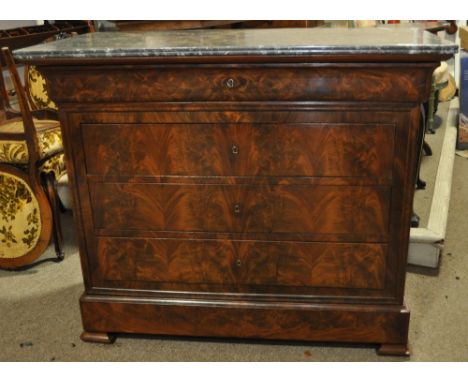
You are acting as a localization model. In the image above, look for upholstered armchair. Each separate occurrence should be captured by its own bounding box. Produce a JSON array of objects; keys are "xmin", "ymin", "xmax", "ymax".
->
[{"xmin": 0, "ymin": 47, "xmax": 66, "ymax": 269}]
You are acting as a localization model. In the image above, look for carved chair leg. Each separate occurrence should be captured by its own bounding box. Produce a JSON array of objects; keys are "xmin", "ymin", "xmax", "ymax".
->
[
  {"xmin": 58, "ymin": 197, "xmax": 67, "ymax": 213},
  {"xmin": 422, "ymin": 140, "xmax": 433, "ymax": 156},
  {"xmin": 414, "ymin": 105, "xmax": 428, "ymax": 193},
  {"xmin": 42, "ymin": 172, "xmax": 64, "ymax": 260},
  {"xmin": 426, "ymin": 79, "xmax": 436, "ymax": 134},
  {"xmin": 416, "ymin": 146, "xmax": 426, "ymax": 190}
]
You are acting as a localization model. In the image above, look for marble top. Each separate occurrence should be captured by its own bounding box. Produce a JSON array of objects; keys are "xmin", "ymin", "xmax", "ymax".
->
[{"xmin": 13, "ymin": 28, "xmax": 458, "ymax": 60}]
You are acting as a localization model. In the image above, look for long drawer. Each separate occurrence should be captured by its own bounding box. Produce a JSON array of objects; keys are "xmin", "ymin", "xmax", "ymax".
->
[
  {"xmin": 94, "ymin": 238, "xmax": 387, "ymax": 290},
  {"xmin": 47, "ymin": 65, "xmax": 429, "ymax": 103},
  {"xmin": 89, "ymin": 183, "xmax": 390, "ymax": 236},
  {"xmin": 82, "ymin": 122, "xmax": 395, "ymax": 179}
]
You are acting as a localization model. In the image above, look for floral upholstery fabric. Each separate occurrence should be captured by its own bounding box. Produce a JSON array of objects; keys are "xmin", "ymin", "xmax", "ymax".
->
[
  {"xmin": 0, "ymin": 172, "xmax": 41, "ymax": 259},
  {"xmin": 0, "ymin": 151, "xmax": 66, "ymax": 259},
  {"xmin": 27, "ymin": 66, "xmax": 58, "ymax": 111},
  {"xmin": 40, "ymin": 152, "xmax": 67, "ymax": 180},
  {"xmin": 0, "ymin": 119, "xmax": 62, "ymax": 164},
  {"xmin": 0, "ymin": 118, "xmax": 66, "ymax": 259},
  {"xmin": 0, "ymin": 66, "xmax": 65, "ymax": 261}
]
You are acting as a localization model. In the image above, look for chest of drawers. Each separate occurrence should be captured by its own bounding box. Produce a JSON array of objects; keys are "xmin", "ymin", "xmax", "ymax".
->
[{"xmin": 14, "ymin": 29, "xmax": 456, "ymax": 355}]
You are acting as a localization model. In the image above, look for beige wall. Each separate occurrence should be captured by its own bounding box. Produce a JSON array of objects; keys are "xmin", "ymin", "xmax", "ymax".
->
[{"xmin": 0, "ymin": 21, "xmax": 42, "ymax": 29}]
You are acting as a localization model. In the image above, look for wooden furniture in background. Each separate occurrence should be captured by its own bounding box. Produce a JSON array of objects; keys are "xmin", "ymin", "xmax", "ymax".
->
[
  {"xmin": 0, "ymin": 48, "xmax": 66, "ymax": 268},
  {"xmin": 0, "ymin": 21, "xmax": 90, "ymax": 67},
  {"xmin": 111, "ymin": 20, "xmax": 324, "ymax": 31},
  {"xmin": 15, "ymin": 29, "xmax": 455, "ymax": 354}
]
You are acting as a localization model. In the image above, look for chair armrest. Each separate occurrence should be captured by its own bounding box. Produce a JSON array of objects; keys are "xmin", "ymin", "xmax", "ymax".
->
[
  {"xmin": 30, "ymin": 109, "xmax": 59, "ymax": 120},
  {"xmin": 36, "ymin": 148, "xmax": 65, "ymax": 167},
  {"xmin": 4, "ymin": 107, "xmax": 22, "ymax": 119}
]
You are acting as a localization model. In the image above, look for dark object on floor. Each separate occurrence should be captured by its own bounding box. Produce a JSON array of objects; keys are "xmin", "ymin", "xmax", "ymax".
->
[
  {"xmin": 411, "ymin": 213, "xmax": 421, "ymax": 228},
  {"xmin": 423, "ymin": 140, "xmax": 433, "ymax": 156},
  {"xmin": 416, "ymin": 178, "xmax": 427, "ymax": 190}
]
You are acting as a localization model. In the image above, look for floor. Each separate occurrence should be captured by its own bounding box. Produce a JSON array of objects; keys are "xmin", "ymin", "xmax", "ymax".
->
[{"xmin": 1, "ymin": 102, "xmax": 467, "ymax": 361}]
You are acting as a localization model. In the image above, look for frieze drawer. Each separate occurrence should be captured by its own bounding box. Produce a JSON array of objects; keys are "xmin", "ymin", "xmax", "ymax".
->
[{"xmin": 44, "ymin": 65, "xmax": 430, "ymax": 103}]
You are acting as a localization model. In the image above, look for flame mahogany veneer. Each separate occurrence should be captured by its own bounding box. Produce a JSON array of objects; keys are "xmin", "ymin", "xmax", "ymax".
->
[{"xmin": 15, "ymin": 29, "xmax": 456, "ymax": 356}]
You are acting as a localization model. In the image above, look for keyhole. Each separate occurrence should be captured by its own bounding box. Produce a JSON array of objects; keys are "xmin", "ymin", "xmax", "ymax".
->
[
  {"xmin": 233, "ymin": 204, "xmax": 241, "ymax": 215},
  {"xmin": 231, "ymin": 144, "xmax": 239, "ymax": 155},
  {"xmin": 225, "ymin": 78, "xmax": 235, "ymax": 88}
]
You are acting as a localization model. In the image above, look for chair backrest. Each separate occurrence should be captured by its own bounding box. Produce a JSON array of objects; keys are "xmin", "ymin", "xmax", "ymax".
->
[
  {"xmin": 25, "ymin": 65, "xmax": 58, "ymax": 111},
  {"xmin": 0, "ymin": 47, "xmax": 41, "ymax": 166},
  {"xmin": 0, "ymin": 57, "xmax": 12, "ymax": 112},
  {"xmin": 10, "ymin": 25, "xmax": 95, "ymax": 113}
]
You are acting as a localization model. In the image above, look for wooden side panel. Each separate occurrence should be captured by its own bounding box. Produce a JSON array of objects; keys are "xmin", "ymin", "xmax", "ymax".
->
[
  {"xmin": 94, "ymin": 238, "xmax": 387, "ymax": 290},
  {"xmin": 82, "ymin": 122, "xmax": 395, "ymax": 179},
  {"xmin": 89, "ymin": 183, "xmax": 390, "ymax": 236}
]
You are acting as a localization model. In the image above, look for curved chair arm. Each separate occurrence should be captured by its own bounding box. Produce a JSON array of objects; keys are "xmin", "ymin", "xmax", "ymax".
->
[
  {"xmin": 2, "ymin": 106, "xmax": 59, "ymax": 121},
  {"xmin": 36, "ymin": 148, "xmax": 65, "ymax": 168},
  {"xmin": 3, "ymin": 107, "xmax": 22, "ymax": 119},
  {"xmin": 31, "ymin": 109, "xmax": 59, "ymax": 120}
]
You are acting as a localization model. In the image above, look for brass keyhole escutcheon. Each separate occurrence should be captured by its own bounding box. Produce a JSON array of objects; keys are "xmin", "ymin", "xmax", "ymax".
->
[
  {"xmin": 225, "ymin": 78, "xmax": 235, "ymax": 88},
  {"xmin": 231, "ymin": 144, "xmax": 239, "ymax": 155},
  {"xmin": 233, "ymin": 204, "xmax": 241, "ymax": 215},
  {"xmin": 236, "ymin": 259, "xmax": 242, "ymax": 267}
]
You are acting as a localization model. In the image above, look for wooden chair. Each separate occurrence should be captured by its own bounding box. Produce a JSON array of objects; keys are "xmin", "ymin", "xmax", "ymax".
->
[{"xmin": 0, "ymin": 47, "xmax": 66, "ymax": 269}]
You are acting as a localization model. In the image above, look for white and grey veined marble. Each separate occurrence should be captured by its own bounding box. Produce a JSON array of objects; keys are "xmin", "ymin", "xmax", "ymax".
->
[{"xmin": 13, "ymin": 28, "xmax": 458, "ymax": 60}]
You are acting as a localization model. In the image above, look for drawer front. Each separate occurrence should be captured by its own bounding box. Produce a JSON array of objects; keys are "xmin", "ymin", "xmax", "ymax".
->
[
  {"xmin": 90, "ymin": 183, "xmax": 390, "ymax": 236},
  {"xmin": 94, "ymin": 238, "xmax": 386, "ymax": 290},
  {"xmin": 46, "ymin": 65, "xmax": 429, "ymax": 103},
  {"xmin": 82, "ymin": 122, "xmax": 394, "ymax": 179}
]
